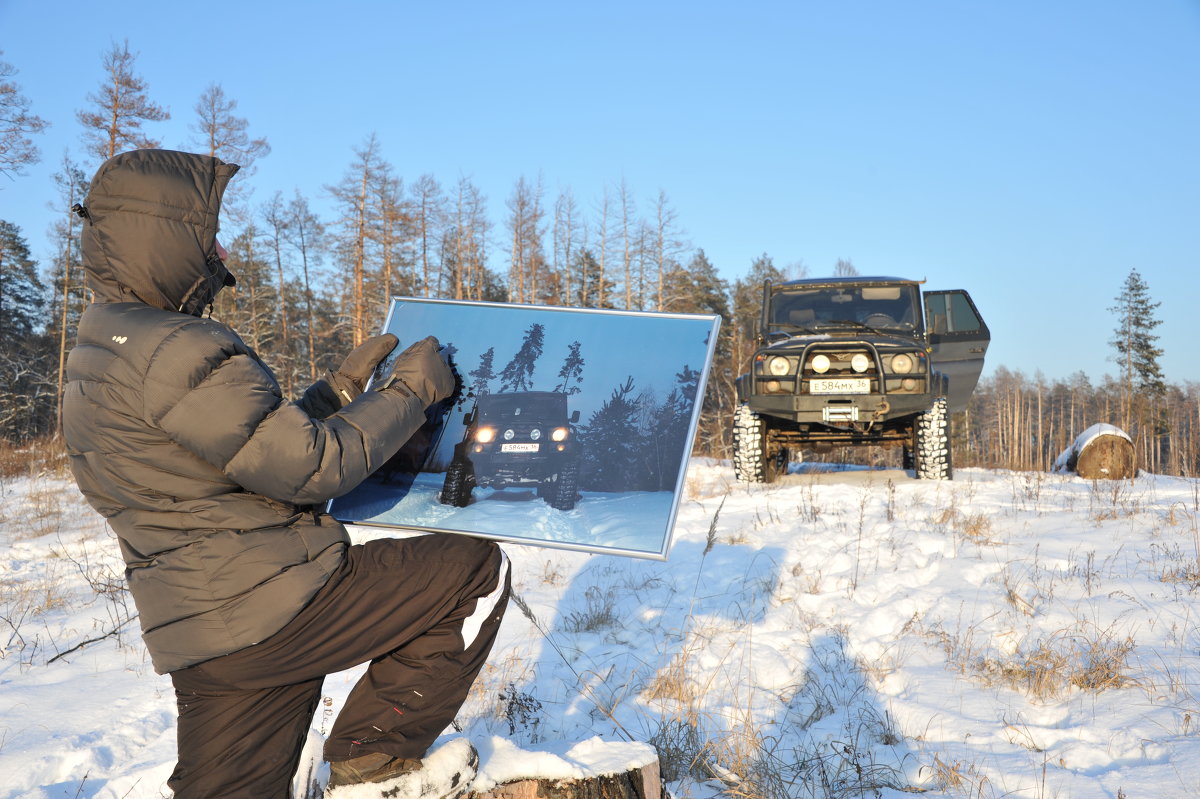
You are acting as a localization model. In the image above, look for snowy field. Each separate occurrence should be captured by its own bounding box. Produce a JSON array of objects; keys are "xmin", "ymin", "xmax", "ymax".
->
[{"xmin": 2, "ymin": 458, "xmax": 1199, "ymax": 798}]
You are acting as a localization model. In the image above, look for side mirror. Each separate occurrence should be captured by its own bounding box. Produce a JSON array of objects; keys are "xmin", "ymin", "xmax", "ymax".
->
[{"xmin": 570, "ymin": 410, "xmax": 580, "ymax": 423}]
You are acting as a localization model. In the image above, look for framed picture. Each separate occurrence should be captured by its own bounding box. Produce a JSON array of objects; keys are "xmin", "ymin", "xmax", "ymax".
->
[{"xmin": 327, "ymin": 298, "xmax": 721, "ymax": 560}]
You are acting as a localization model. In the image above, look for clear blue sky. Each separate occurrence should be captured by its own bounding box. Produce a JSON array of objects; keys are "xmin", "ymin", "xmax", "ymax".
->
[{"xmin": 2, "ymin": 0, "xmax": 1197, "ymax": 383}]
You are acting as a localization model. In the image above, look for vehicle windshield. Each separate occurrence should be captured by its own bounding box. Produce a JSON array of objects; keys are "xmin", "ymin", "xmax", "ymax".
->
[
  {"xmin": 768, "ymin": 284, "xmax": 920, "ymax": 333},
  {"xmin": 477, "ymin": 392, "xmax": 567, "ymax": 422}
]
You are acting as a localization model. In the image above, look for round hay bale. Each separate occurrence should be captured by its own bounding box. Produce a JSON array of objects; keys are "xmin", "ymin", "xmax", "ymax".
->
[
  {"xmin": 1054, "ymin": 423, "xmax": 1136, "ymax": 479},
  {"xmin": 1074, "ymin": 433, "xmax": 1136, "ymax": 479}
]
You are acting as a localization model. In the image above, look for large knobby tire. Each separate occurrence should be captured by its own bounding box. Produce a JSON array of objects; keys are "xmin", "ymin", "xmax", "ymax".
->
[
  {"xmin": 914, "ymin": 397, "xmax": 953, "ymax": 480},
  {"xmin": 733, "ymin": 404, "xmax": 787, "ymax": 484},
  {"xmin": 547, "ymin": 459, "xmax": 580, "ymax": 511},
  {"xmin": 439, "ymin": 457, "xmax": 475, "ymax": 506}
]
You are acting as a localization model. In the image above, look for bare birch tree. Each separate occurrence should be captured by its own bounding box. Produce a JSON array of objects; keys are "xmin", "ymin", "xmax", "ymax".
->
[
  {"xmin": 448, "ymin": 176, "xmax": 492, "ymax": 300},
  {"xmin": 284, "ymin": 191, "xmax": 326, "ymax": 381},
  {"xmin": 261, "ymin": 193, "xmax": 295, "ymax": 396},
  {"xmin": 327, "ymin": 134, "xmax": 389, "ymax": 345},
  {"xmin": 376, "ymin": 172, "xmax": 409, "ymax": 304},
  {"xmin": 591, "ymin": 186, "xmax": 612, "ymax": 309},
  {"xmin": 47, "ymin": 156, "xmax": 90, "ymax": 432},
  {"xmin": 649, "ymin": 190, "xmax": 684, "ymax": 311},
  {"xmin": 619, "ymin": 178, "xmax": 635, "ymax": 309},
  {"xmin": 411, "ymin": 174, "xmax": 445, "ymax": 297},
  {"xmin": 188, "ymin": 83, "xmax": 270, "ymax": 213},
  {"xmin": 551, "ymin": 187, "xmax": 583, "ymax": 307},
  {"xmin": 506, "ymin": 175, "xmax": 545, "ymax": 305},
  {"xmin": 0, "ymin": 53, "xmax": 50, "ymax": 180}
]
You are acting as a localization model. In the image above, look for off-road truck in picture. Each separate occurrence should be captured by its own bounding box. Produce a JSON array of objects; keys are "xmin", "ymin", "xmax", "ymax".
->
[
  {"xmin": 440, "ymin": 390, "xmax": 582, "ymax": 510},
  {"xmin": 733, "ymin": 276, "xmax": 989, "ymax": 482}
]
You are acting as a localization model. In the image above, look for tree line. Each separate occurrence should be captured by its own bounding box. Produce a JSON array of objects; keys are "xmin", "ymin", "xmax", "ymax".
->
[{"xmin": 1, "ymin": 44, "xmax": 1194, "ymax": 476}]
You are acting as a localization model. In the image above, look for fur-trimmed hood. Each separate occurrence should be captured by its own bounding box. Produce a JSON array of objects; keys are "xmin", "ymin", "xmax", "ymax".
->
[{"xmin": 80, "ymin": 149, "xmax": 240, "ymax": 316}]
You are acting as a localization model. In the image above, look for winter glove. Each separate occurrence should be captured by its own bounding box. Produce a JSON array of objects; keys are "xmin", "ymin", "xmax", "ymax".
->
[
  {"xmin": 375, "ymin": 335, "xmax": 455, "ymax": 407},
  {"xmin": 326, "ymin": 334, "xmax": 400, "ymax": 406}
]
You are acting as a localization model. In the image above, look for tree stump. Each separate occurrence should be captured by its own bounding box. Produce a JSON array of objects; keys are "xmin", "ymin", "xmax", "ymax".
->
[
  {"xmin": 1054, "ymin": 423, "xmax": 1136, "ymax": 479},
  {"xmin": 469, "ymin": 760, "xmax": 661, "ymax": 799}
]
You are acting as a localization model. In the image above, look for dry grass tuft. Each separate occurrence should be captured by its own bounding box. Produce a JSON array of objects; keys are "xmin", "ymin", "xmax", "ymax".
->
[
  {"xmin": 955, "ymin": 625, "xmax": 1137, "ymax": 701},
  {"xmin": 924, "ymin": 754, "xmax": 991, "ymax": 796},
  {"xmin": 0, "ymin": 436, "xmax": 69, "ymax": 480},
  {"xmin": 934, "ymin": 505, "xmax": 995, "ymax": 544}
]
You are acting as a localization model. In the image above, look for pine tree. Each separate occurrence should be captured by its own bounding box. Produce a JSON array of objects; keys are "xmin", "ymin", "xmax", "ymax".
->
[
  {"xmin": 0, "ymin": 221, "xmax": 54, "ymax": 439},
  {"xmin": 1109, "ymin": 269, "xmax": 1165, "ymax": 414},
  {"xmin": 76, "ymin": 39, "xmax": 170, "ymax": 162},
  {"xmin": 572, "ymin": 249, "xmax": 615, "ymax": 308},
  {"xmin": 0, "ymin": 220, "xmax": 44, "ymax": 339},
  {"xmin": 555, "ymin": 341, "xmax": 585, "ymax": 395},
  {"xmin": 0, "ymin": 53, "xmax": 50, "ymax": 179},
  {"xmin": 580, "ymin": 376, "xmax": 642, "ymax": 492},
  {"xmin": 469, "ymin": 347, "xmax": 497, "ymax": 398},
  {"xmin": 498, "ymin": 323, "xmax": 545, "ymax": 393}
]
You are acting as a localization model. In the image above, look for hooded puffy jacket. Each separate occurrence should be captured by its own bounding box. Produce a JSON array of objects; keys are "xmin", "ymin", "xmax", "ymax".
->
[{"xmin": 63, "ymin": 150, "xmax": 428, "ymax": 673}]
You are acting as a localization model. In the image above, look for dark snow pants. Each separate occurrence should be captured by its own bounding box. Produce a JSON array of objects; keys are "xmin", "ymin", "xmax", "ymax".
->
[{"xmin": 166, "ymin": 533, "xmax": 510, "ymax": 799}]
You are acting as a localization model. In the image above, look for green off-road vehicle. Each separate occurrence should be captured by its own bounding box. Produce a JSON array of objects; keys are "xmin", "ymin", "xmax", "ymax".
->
[
  {"xmin": 733, "ymin": 277, "xmax": 989, "ymax": 482},
  {"xmin": 439, "ymin": 390, "xmax": 582, "ymax": 510}
]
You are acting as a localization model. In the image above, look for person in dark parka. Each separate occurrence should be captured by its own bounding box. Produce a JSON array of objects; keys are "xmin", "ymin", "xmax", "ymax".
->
[{"xmin": 62, "ymin": 149, "xmax": 510, "ymax": 798}]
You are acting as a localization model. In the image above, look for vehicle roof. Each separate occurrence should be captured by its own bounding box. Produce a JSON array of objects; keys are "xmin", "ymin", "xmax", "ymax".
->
[
  {"xmin": 479, "ymin": 390, "xmax": 566, "ymax": 403},
  {"xmin": 773, "ymin": 276, "xmax": 921, "ymax": 289}
]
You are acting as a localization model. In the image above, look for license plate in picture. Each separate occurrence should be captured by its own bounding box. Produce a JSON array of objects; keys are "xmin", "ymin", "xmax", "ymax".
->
[
  {"xmin": 809, "ymin": 378, "xmax": 870, "ymax": 395},
  {"xmin": 501, "ymin": 443, "xmax": 540, "ymax": 453}
]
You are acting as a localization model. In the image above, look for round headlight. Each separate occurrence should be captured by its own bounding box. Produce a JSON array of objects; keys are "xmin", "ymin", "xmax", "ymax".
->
[
  {"xmin": 768, "ymin": 356, "xmax": 790, "ymax": 376},
  {"xmin": 530, "ymin": 428, "xmax": 542, "ymax": 441},
  {"xmin": 891, "ymin": 353, "xmax": 913, "ymax": 374},
  {"xmin": 551, "ymin": 427, "xmax": 569, "ymax": 442},
  {"xmin": 811, "ymin": 354, "xmax": 831, "ymax": 374},
  {"xmin": 851, "ymin": 353, "xmax": 871, "ymax": 373},
  {"xmin": 475, "ymin": 427, "xmax": 496, "ymax": 443},
  {"xmin": 503, "ymin": 428, "xmax": 515, "ymax": 441}
]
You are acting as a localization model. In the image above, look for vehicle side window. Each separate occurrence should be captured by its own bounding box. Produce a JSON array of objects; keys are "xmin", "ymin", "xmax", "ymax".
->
[{"xmin": 925, "ymin": 292, "xmax": 982, "ymax": 334}]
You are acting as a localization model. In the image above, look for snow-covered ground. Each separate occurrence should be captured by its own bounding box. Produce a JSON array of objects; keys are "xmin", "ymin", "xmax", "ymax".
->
[{"xmin": 3, "ymin": 459, "xmax": 1200, "ymax": 798}]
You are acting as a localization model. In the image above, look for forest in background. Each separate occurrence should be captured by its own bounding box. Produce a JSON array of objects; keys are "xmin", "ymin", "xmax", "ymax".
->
[{"xmin": 2, "ymin": 43, "xmax": 1196, "ymax": 477}]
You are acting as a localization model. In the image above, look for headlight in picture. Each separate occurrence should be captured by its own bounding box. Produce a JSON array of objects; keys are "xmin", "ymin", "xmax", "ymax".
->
[
  {"xmin": 851, "ymin": 353, "xmax": 870, "ymax": 373},
  {"xmin": 811, "ymin": 354, "xmax": 831, "ymax": 374},
  {"xmin": 530, "ymin": 428, "xmax": 542, "ymax": 441},
  {"xmin": 891, "ymin": 353, "xmax": 913, "ymax": 374},
  {"xmin": 551, "ymin": 427, "xmax": 569, "ymax": 442},
  {"xmin": 503, "ymin": 428, "xmax": 515, "ymax": 441},
  {"xmin": 475, "ymin": 426, "xmax": 496, "ymax": 443},
  {"xmin": 768, "ymin": 356, "xmax": 790, "ymax": 376}
]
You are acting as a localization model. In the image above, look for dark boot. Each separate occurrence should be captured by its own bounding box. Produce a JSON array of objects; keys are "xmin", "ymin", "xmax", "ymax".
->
[
  {"xmin": 325, "ymin": 738, "xmax": 478, "ymax": 798},
  {"xmin": 326, "ymin": 751, "xmax": 421, "ymax": 788}
]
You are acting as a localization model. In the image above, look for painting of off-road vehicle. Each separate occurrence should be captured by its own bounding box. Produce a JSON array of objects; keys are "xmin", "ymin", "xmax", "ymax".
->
[
  {"xmin": 328, "ymin": 298, "xmax": 720, "ymax": 560},
  {"xmin": 440, "ymin": 390, "xmax": 582, "ymax": 511}
]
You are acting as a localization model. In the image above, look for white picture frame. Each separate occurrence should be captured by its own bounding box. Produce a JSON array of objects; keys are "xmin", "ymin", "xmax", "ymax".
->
[{"xmin": 327, "ymin": 297, "xmax": 721, "ymax": 560}]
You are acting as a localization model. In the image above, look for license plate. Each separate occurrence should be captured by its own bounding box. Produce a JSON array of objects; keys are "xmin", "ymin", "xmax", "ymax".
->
[
  {"xmin": 809, "ymin": 378, "xmax": 870, "ymax": 395},
  {"xmin": 501, "ymin": 443, "xmax": 540, "ymax": 453}
]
